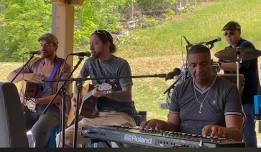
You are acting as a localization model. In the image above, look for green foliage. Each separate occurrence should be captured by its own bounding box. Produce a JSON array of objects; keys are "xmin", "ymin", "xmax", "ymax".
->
[
  {"xmin": 143, "ymin": 15, "xmax": 160, "ymax": 27},
  {"xmin": 136, "ymin": 0, "xmax": 174, "ymax": 16},
  {"xmin": 0, "ymin": 0, "xmax": 132, "ymax": 61},
  {"xmin": 0, "ymin": 0, "xmax": 180, "ymax": 61},
  {"xmin": 163, "ymin": 9, "xmax": 175, "ymax": 20},
  {"xmin": 0, "ymin": 0, "xmax": 51, "ymax": 61},
  {"xmin": 74, "ymin": 0, "xmax": 132, "ymax": 50}
]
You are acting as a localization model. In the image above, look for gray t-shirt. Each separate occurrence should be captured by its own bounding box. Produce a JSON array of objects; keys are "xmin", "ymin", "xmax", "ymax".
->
[
  {"xmin": 169, "ymin": 76, "xmax": 243, "ymax": 134},
  {"xmin": 80, "ymin": 55, "xmax": 136, "ymax": 116}
]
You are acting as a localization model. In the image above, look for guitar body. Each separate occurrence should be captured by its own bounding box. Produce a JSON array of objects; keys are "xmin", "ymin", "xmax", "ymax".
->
[
  {"xmin": 80, "ymin": 84, "xmax": 98, "ymax": 118},
  {"xmin": 66, "ymin": 83, "xmax": 112, "ymax": 126},
  {"xmin": 25, "ymin": 82, "xmax": 39, "ymax": 98},
  {"xmin": 66, "ymin": 84, "xmax": 99, "ymax": 126},
  {"xmin": 21, "ymin": 82, "xmax": 40, "ymax": 112}
]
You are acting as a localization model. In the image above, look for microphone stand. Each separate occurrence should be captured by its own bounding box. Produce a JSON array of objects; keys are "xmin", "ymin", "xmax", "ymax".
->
[
  {"xmin": 236, "ymin": 48, "xmax": 242, "ymax": 90},
  {"xmin": 45, "ymin": 74, "xmax": 170, "ymax": 83},
  {"xmin": 43, "ymin": 73, "xmax": 172, "ymax": 148},
  {"xmin": 42, "ymin": 56, "xmax": 85, "ymax": 148},
  {"xmin": 182, "ymin": 36, "xmax": 192, "ymax": 80},
  {"xmin": 11, "ymin": 54, "xmax": 36, "ymax": 83},
  {"xmin": 73, "ymin": 77, "xmax": 82, "ymax": 148},
  {"xmin": 163, "ymin": 73, "xmax": 185, "ymax": 95},
  {"xmin": 160, "ymin": 75, "xmax": 184, "ymax": 110}
]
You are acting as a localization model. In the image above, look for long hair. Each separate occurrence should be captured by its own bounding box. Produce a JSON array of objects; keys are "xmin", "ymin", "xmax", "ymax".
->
[{"xmin": 92, "ymin": 30, "xmax": 116, "ymax": 53}]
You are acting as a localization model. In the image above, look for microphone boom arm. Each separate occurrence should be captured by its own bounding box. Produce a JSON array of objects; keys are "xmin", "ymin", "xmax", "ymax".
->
[
  {"xmin": 11, "ymin": 54, "xmax": 35, "ymax": 83},
  {"xmin": 43, "ymin": 73, "xmax": 174, "ymax": 83}
]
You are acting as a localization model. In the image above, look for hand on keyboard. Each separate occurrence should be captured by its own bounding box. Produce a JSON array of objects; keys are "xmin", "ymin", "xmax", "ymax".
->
[{"xmin": 140, "ymin": 119, "xmax": 170, "ymax": 131}]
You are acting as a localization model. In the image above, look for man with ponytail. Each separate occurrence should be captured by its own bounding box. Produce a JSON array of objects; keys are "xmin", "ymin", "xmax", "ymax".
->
[{"xmin": 56, "ymin": 30, "xmax": 136, "ymax": 147}]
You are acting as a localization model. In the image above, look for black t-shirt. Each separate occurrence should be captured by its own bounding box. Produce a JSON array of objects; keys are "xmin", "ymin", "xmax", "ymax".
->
[{"xmin": 223, "ymin": 39, "xmax": 259, "ymax": 104}]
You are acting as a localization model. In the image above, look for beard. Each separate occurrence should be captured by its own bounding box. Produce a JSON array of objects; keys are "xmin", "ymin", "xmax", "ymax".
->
[
  {"xmin": 91, "ymin": 50, "xmax": 102, "ymax": 58},
  {"xmin": 40, "ymin": 50, "xmax": 55, "ymax": 59},
  {"xmin": 41, "ymin": 53, "xmax": 52, "ymax": 58}
]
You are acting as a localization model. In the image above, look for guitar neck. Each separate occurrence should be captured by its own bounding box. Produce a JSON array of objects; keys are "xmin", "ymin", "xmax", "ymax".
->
[{"xmin": 82, "ymin": 91, "xmax": 93, "ymax": 102}]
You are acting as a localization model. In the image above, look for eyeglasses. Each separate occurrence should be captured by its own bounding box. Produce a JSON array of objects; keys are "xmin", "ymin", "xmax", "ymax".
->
[{"xmin": 224, "ymin": 31, "xmax": 235, "ymax": 36}]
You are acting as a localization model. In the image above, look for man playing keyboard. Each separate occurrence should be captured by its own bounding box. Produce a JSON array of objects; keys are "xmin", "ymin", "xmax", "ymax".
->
[{"xmin": 141, "ymin": 44, "xmax": 244, "ymax": 141}]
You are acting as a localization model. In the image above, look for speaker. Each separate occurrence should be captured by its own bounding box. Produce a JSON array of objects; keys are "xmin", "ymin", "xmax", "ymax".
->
[{"xmin": 0, "ymin": 82, "xmax": 28, "ymax": 147}]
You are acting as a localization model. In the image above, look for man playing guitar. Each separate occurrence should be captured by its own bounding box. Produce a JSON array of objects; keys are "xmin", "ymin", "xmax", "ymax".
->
[
  {"xmin": 56, "ymin": 30, "xmax": 137, "ymax": 147},
  {"xmin": 7, "ymin": 33, "xmax": 71, "ymax": 147}
]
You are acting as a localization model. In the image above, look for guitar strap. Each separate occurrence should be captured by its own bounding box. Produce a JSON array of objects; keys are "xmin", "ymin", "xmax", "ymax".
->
[
  {"xmin": 47, "ymin": 57, "xmax": 64, "ymax": 81},
  {"xmin": 97, "ymin": 59, "xmax": 109, "ymax": 84},
  {"xmin": 41, "ymin": 57, "xmax": 64, "ymax": 96},
  {"xmin": 98, "ymin": 60, "xmax": 106, "ymax": 84}
]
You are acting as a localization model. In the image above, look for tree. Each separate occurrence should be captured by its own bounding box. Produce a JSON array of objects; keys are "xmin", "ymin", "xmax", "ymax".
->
[
  {"xmin": 0, "ymin": 0, "xmax": 131, "ymax": 61},
  {"xmin": 74, "ymin": 0, "xmax": 131, "ymax": 49},
  {"xmin": 136, "ymin": 0, "xmax": 176, "ymax": 16},
  {"xmin": 0, "ymin": 0, "xmax": 51, "ymax": 61}
]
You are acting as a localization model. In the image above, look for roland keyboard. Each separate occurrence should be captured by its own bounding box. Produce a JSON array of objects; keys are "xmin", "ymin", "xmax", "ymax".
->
[{"xmin": 81, "ymin": 126, "xmax": 244, "ymax": 148}]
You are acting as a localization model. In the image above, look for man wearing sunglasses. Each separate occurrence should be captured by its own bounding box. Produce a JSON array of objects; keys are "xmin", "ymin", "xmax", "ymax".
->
[{"xmin": 219, "ymin": 21, "xmax": 259, "ymax": 147}]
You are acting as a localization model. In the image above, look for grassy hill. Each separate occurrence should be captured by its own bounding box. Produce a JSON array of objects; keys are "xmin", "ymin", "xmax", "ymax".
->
[{"xmin": 116, "ymin": 0, "xmax": 261, "ymax": 59}]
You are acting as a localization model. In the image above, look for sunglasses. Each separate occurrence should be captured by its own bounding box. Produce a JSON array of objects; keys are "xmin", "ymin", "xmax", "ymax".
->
[
  {"xmin": 223, "ymin": 31, "xmax": 235, "ymax": 36},
  {"xmin": 95, "ymin": 30, "xmax": 110, "ymax": 41}
]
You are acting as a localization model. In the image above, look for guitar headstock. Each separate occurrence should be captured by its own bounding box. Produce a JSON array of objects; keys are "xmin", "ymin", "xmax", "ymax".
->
[{"xmin": 96, "ymin": 83, "xmax": 112, "ymax": 91}]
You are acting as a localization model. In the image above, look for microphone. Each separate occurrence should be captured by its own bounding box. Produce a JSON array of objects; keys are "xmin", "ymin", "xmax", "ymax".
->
[
  {"xmin": 69, "ymin": 51, "xmax": 91, "ymax": 57},
  {"xmin": 205, "ymin": 37, "xmax": 221, "ymax": 46},
  {"xmin": 183, "ymin": 36, "xmax": 192, "ymax": 47},
  {"xmin": 165, "ymin": 68, "xmax": 181, "ymax": 80},
  {"xmin": 24, "ymin": 50, "xmax": 40, "ymax": 55}
]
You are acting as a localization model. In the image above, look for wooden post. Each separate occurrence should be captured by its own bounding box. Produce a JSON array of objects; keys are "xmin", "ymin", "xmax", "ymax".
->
[
  {"xmin": 51, "ymin": 0, "xmax": 85, "ymax": 92},
  {"xmin": 51, "ymin": 2, "xmax": 74, "ymax": 67}
]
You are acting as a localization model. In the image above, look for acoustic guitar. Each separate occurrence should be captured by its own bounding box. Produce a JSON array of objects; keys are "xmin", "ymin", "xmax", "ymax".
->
[
  {"xmin": 66, "ymin": 83, "xmax": 112, "ymax": 126},
  {"xmin": 21, "ymin": 81, "xmax": 41, "ymax": 112}
]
